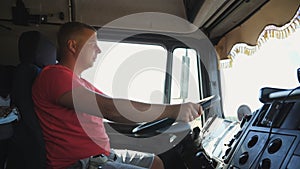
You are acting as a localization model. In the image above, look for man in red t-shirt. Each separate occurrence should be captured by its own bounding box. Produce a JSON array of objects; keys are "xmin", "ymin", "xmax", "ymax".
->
[{"xmin": 32, "ymin": 22, "xmax": 203, "ymax": 169}]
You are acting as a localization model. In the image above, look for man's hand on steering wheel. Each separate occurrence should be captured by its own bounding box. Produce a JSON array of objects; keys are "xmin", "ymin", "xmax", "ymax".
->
[
  {"xmin": 132, "ymin": 102, "xmax": 203, "ymax": 135},
  {"xmin": 174, "ymin": 102, "xmax": 203, "ymax": 122}
]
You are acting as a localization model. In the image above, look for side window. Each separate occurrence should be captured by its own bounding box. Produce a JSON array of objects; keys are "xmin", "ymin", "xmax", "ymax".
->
[
  {"xmin": 170, "ymin": 48, "xmax": 201, "ymax": 104},
  {"xmin": 82, "ymin": 41, "xmax": 167, "ymax": 104}
]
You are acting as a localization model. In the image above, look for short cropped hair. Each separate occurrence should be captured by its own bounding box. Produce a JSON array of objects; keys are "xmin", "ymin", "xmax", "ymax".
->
[{"xmin": 57, "ymin": 22, "xmax": 96, "ymax": 60}]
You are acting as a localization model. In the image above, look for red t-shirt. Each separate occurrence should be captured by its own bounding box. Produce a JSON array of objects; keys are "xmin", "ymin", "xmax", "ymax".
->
[{"xmin": 32, "ymin": 65, "xmax": 110, "ymax": 169}]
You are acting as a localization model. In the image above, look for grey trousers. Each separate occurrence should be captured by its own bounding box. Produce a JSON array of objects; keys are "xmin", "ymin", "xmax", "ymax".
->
[{"xmin": 68, "ymin": 149, "xmax": 154, "ymax": 169}]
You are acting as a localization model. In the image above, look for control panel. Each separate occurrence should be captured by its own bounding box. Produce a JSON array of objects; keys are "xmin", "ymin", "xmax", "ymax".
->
[{"xmin": 221, "ymin": 88, "xmax": 300, "ymax": 169}]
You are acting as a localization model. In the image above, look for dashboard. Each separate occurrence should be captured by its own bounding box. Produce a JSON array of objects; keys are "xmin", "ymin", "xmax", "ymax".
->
[{"xmin": 104, "ymin": 88, "xmax": 300, "ymax": 169}]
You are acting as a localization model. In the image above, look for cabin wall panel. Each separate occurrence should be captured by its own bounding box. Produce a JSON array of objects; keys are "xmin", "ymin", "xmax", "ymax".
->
[{"xmin": 0, "ymin": 0, "xmax": 69, "ymax": 23}]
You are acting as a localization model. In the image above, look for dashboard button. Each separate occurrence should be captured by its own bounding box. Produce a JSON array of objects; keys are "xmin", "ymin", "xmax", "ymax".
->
[
  {"xmin": 247, "ymin": 135, "xmax": 258, "ymax": 148},
  {"xmin": 268, "ymin": 138, "xmax": 282, "ymax": 154},
  {"xmin": 239, "ymin": 152, "xmax": 249, "ymax": 165}
]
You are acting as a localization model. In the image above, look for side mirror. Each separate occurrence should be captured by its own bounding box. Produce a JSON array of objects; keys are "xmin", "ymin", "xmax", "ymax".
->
[{"xmin": 180, "ymin": 53, "xmax": 190, "ymax": 101}]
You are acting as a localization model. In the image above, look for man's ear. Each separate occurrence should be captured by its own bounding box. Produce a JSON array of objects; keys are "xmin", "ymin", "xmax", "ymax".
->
[{"xmin": 67, "ymin": 39, "xmax": 77, "ymax": 54}]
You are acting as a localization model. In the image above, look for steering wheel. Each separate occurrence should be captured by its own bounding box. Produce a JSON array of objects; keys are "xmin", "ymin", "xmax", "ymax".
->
[
  {"xmin": 132, "ymin": 118, "xmax": 175, "ymax": 135},
  {"xmin": 132, "ymin": 95, "xmax": 219, "ymax": 135}
]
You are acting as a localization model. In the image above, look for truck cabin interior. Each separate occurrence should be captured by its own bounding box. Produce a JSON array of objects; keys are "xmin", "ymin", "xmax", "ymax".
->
[{"xmin": 1, "ymin": 0, "xmax": 300, "ymax": 169}]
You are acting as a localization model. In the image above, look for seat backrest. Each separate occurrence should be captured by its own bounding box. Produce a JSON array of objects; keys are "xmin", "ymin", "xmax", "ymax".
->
[{"xmin": 6, "ymin": 31, "xmax": 56, "ymax": 169}]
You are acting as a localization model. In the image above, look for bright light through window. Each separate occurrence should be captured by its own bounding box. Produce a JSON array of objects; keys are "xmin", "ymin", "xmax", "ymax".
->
[
  {"xmin": 82, "ymin": 41, "xmax": 167, "ymax": 104},
  {"xmin": 220, "ymin": 28, "xmax": 300, "ymax": 120}
]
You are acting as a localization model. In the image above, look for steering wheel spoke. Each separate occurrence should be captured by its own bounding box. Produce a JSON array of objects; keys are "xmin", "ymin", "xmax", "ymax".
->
[{"xmin": 132, "ymin": 118, "xmax": 175, "ymax": 135}]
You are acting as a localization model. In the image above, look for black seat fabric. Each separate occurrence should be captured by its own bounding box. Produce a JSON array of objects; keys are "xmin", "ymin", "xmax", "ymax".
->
[
  {"xmin": 6, "ymin": 31, "xmax": 56, "ymax": 169},
  {"xmin": 0, "ymin": 65, "xmax": 15, "ymax": 169},
  {"xmin": 0, "ymin": 65, "xmax": 15, "ymax": 99}
]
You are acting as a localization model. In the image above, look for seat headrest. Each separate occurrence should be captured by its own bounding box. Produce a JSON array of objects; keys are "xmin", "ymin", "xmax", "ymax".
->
[{"xmin": 18, "ymin": 31, "xmax": 57, "ymax": 67}]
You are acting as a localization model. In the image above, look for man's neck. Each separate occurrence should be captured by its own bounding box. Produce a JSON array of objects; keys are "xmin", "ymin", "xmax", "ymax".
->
[{"xmin": 58, "ymin": 61, "xmax": 83, "ymax": 76}]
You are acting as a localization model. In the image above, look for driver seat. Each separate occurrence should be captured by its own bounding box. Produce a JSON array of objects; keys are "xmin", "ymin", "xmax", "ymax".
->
[{"xmin": 6, "ymin": 31, "xmax": 56, "ymax": 169}]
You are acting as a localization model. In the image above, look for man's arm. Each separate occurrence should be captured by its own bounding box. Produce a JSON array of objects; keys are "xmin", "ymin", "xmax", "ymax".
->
[{"xmin": 58, "ymin": 86, "xmax": 202, "ymax": 123}]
